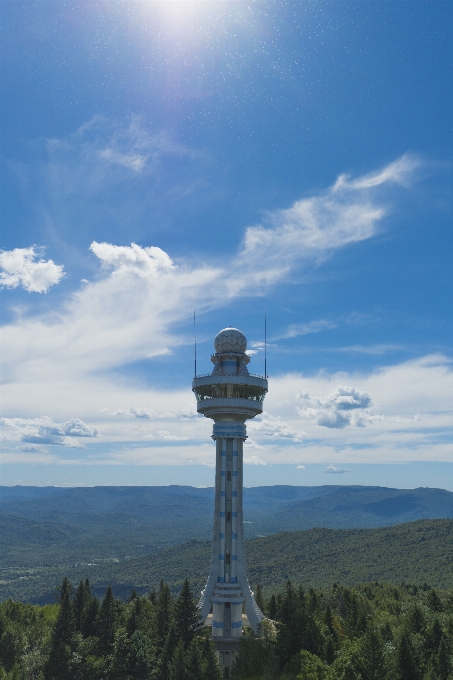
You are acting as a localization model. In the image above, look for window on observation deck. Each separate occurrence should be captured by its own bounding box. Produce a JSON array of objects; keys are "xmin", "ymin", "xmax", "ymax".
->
[{"xmin": 194, "ymin": 384, "xmax": 266, "ymax": 401}]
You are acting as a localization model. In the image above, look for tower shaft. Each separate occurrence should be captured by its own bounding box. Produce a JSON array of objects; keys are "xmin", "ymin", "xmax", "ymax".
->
[
  {"xmin": 198, "ymin": 426, "xmax": 263, "ymax": 637},
  {"xmin": 192, "ymin": 327, "xmax": 268, "ymax": 677}
]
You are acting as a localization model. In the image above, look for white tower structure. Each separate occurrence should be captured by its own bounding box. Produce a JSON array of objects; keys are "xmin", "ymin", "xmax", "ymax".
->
[{"xmin": 192, "ymin": 327, "xmax": 268, "ymax": 676}]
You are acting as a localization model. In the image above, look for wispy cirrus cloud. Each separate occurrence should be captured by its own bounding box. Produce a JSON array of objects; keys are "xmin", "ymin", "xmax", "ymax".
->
[
  {"xmin": 280, "ymin": 319, "xmax": 338, "ymax": 339},
  {"xmin": 1, "ymin": 141, "xmax": 425, "ymax": 466}
]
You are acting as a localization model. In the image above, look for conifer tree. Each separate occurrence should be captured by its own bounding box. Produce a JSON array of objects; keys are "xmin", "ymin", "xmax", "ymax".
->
[
  {"xmin": 408, "ymin": 602, "xmax": 426, "ymax": 634},
  {"xmin": 255, "ymin": 584, "xmax": 265, "ymax": 613},
  {"xmin": 358, "ymin": 625, "xmax": 388, "ymax": 680},
  {"xmin": 203, "ymin": 637, "xmax": 221, "ymax": 680},
  {"xmin": 426, "ymin": 589, "xmax": 443, "ymax": 612},
  {"xmin": 324, "ymin": 602, "xmax": 335, "ymax": 636},
  {"xmin": 157, "ymin": 580, "xmax": 174, "ymax": 645},
  {"xmin": 169, "ymin": 639, "xmax": 188, "ymax": 680},
  {"xmin": 436, "ymin": 636, "xmax": 451, "ymax": 680},
  {"xmin": 126, "ymin": 597, "xmax": 141, "ymax": 638},
  {"xmin": 324, "ymin": 635, "xmax": 335, "ymax": 665},
  {"xmin": 268, "ymin": 594, "xmax": 277, "ymax": 621},
  {"xmin": 426, "ymin": 617, "xmax": 443, "ymax": 657},
  {"xmin": 97, "ymin": 585, "xmax": 116, "ymax": 655},
  {"xmin": 174, "ymin": 579, "xmax": 200, "ymax": 650},
  {"xmin": 82, "ymin": 595, "xmax": 100, "ymax": 638},
  {"xmin": 158, "ymin": 620, "xmax": 179, "ymax": 680},
  {"xmin": 395, "ymin": 629, "xmax": 421, "ymax": 680},
  {"xmin": 45, "ymin": 577, "xmax": 75, "ymax": 680},
  {"xmin": 298, "ymin": 585, "xmax": 306, "ymax": 609},
  {"xmin": 74, "ymin": 579, "xmax": 90, "ymax": 633},
  {"xmin": 186, "ymin": 638, "xmax": 203, "ymax": 680}
]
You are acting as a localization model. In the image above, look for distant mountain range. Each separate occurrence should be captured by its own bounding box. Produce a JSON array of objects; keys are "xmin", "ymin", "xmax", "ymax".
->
[
  {"xmin": 1, "ymin": 484, "xmax": 453, "ymax": 567},
  {"xmin": 1, "ymin": 519, "xmax": 452, "ymax": 604}
]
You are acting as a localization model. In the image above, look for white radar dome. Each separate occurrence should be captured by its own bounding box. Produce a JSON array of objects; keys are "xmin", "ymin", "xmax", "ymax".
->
[{"xmin": 214, "ymin": 328, "xmax": 247, "ymax": 354}]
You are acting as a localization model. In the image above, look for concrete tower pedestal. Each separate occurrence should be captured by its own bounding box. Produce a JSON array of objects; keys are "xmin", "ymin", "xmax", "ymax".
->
[{"xmin": 192, "ymin": 328, "xmax": 268, "ymax": 678}]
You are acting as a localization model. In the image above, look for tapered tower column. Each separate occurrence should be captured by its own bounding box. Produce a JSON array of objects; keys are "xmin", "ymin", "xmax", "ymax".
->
[{"xmin": 192, "ymin": 328, "xmax": 268, "ymax": 676}]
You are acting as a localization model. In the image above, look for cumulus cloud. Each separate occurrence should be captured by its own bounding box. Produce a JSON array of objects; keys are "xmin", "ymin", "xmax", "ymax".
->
[
  {"xmin": 243, "ymin": 455, "xmax": 267, "ymax": 465},
  {"xmin": 0, "ymin": 151, "xmax": 426, "ymax": 466},
  {"xmin": 323, "ymin": 465, "xmax": 351, "ymax": 474},
  {"xmin": 90, "ymin": 242, "xmax": 175, "ymax": 278},
  {"xmin": 1, "ymin": 417, "xmax": 99, "ymax": 447},
  {"xmin": 298, "ymin": 385, "xmax": 373, "ymax": 429},
  {"xmin": 0, "ymin": 247, "xmax": 64, "ymax": 293},
  {"xmin": 296, "ymin": 465, "xmax": 306, "ymax": 469},
  {"xmin": 249, "ymin": 412, "xmax": 306, "ymax": 442},
  {"xmin": 130, "ymin": 407, "xmax": 153, "ymax": 419}
]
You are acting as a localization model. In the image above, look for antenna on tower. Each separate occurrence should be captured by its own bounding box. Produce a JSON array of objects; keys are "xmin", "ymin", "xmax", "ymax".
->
[
  {"xmin": 264, "ymin": 312, "xmax": 267, "ymax": 379},
  {"xmin": 194, "ymin": 310, "xmax": 197, "ymax": 378}
]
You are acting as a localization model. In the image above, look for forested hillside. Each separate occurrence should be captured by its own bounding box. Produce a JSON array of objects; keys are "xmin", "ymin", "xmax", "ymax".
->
[
  {"xmin": 1, "ymin": 577, "xmax": 452, "ymax": 679},
  {"xmin": 2, "ymin": 520, "xmax": 452, "ymax": 604},
  {"xmin": 1, "ymin": 485, "xmax": 453, "ymax": 567}
]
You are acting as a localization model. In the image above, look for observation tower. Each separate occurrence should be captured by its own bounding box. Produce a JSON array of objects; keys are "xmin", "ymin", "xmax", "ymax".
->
[{"xmin": 192, "ymin": 327, "xmax": 268, "ymax": 675}]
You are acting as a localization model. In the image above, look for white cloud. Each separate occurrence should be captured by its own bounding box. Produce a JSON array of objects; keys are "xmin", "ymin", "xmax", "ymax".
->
[
  {"xmin": 296, "ymin": 465, "xmax": 306, "ymax": 469},
  {"xmin": 243, "ymin": 455, "xmax": 267, "ymax": 465},
  {"xmin": 248, "ymin": 412, "xmax": 306, "ymax": 441},
  {"xmin": 156, "ymin": 430, "xmax": 189, "ymax": 441},
  {"xmin": 333, "ymin": 154, "xmax": 421, "ymax": 192},
  {"xmin": 130, "ymin": 407, "xmax": 153, "ymax": 419},
  {"xmin": 323, "ymin": 465, "xmax": 351, "ymax": 474},
  {"xmin": 0, "ymin": 247, "xmax": 64, "ymax": 293},
  {"xmin": 282, "ymin": 319, "xmax": 337, "ymax": 339},
  {"xmin": 298, "ymin": 385, "xmax": 373, "ymax": 429},
  {"xmin": 90, "ymin": 242, "xmax": 176, "ymax": 278},
  {"xmin": 1, "ymin": 417, "xmax": 99, "ymax": 447},
  {"xmin": 1, "ymin": 152, "xmax": 431, "ymax": 467}
]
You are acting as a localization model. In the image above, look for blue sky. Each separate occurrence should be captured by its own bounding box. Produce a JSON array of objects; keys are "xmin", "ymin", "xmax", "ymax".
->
[{"xmin": 0, "ymin": 1, "xmax": 452, "ymax": 488}]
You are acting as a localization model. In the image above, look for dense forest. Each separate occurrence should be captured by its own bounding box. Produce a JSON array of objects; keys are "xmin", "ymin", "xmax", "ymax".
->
[
  {"xmin": 3, "ymin": 520, "xmax": 453, "ymax": 604},
  {"xmin": 1, "ymin": 577, "xmax": 452, "ymax": 679}
]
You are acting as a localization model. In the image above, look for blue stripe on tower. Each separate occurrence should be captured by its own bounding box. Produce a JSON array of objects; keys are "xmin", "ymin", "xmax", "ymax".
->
[
  {"xmin": 212, "ymin": 621, "xmax": 224, "ymax": 628},
  {"xmin": 231, "ymin": 621, "xmax": 242, "ymax": 628}
]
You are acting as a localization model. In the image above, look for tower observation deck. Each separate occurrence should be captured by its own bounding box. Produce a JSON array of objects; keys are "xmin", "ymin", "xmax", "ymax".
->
[{"xmin": 192, "ymin": 327, "xmax": 268, "ymax": 676}]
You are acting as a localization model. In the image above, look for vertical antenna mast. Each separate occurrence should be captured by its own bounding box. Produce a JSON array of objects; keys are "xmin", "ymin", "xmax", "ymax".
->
[
  {"xmin": 264, "ymin": 312, "xmax": 267, "ymax": 378},
  {"xmin": 194, "ymin": 310, "xmax": 197, "ymax": 378}
]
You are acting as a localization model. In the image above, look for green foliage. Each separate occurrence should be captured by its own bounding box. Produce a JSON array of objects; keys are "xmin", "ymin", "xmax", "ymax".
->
[
  {"xmin": 296, "ymin": 649, "xmax": 327, "ymax": 679},
  {"xmin": 173, "ymin": 578, "xmax": 201, "ymax": 649},
  {"xmin": 1, "ymin": 574, "xmax": 453, "ymax": 680},
  {"xmin": 4, "ymin": 520, "xmax": 453, "ymax": 605}
]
